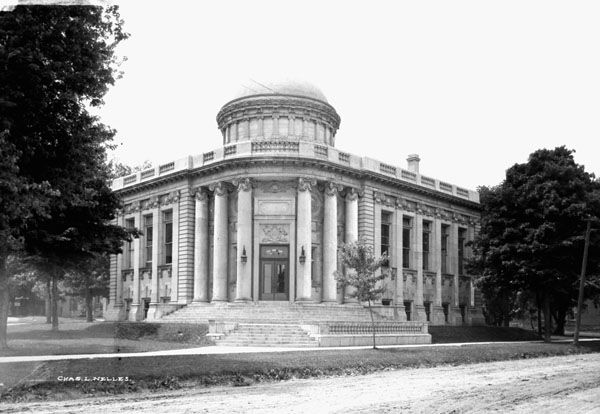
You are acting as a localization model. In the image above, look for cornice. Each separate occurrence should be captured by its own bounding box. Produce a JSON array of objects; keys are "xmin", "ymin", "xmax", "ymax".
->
[{"xmin": 115, "ymin": 155, "xmax": 481, "ymax": 210}]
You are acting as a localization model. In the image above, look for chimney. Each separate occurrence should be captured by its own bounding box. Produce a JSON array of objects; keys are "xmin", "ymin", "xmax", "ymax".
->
[{"xmin": 407, "ymin": 154, "xmax": 420, "ymax": 173}]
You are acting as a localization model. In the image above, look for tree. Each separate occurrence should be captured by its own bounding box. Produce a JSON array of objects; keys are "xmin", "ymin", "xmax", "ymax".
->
[
  {"xmin": 0, "ymin": 5, "xmax": 133, "ymax": 348},
  {"xmin": 335, "ymin": 238, "xmax": 387, "ymax": 349},
  {"xmin": 63, "ymin": 253, "xmax": 110, "ymax": 322},
  {"xmin": 469, "ymin": 147, "xmax": 600, "ymax": 341}
]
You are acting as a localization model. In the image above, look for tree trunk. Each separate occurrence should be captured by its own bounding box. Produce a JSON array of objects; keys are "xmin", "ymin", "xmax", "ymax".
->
[
  {"xmin": 553, "ymin": 306, "xmax": 566, "ymax": 336},
  {"xmin": 543, "ymin": 294, "xmax": 552, "ymax": 342},
  {"xmin": 51, "ymin": 272, "xmax": 59, "ymax": 331},
  {"xmin": 86, "ymin": 288, "xmax": 93, "ymax": 322},
  {"xmin": 368, "ymin": 299, "xmax": 377, "ymax": 350},
  {"xmin": 0, "ymin": 255, "xmax": 10, "ymax": 350},
  {"xmin": 536, "ymin": 294, "xmax": 542, "ymax": 336},
  {"xmin": 45, "ymin": 278, "xmax": 51, "ymax": 324}
]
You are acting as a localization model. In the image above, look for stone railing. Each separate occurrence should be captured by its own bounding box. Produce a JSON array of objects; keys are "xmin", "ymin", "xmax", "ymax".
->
[
  {"xmin": 111, "ymin": 141, "xmax": 479, "ymax": 202},
  {"xmin": 252, "ymin": 140, "xmax": 300, "ymax": 153},
  {"xmin": 301, "ymin": 321, "xmax": 428, "ymax": 335}
]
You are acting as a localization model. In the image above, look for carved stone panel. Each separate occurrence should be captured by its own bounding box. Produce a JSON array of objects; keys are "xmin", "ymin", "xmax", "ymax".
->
[
  {"xmin": 260, "ymin": 224, "xmax": 290, "ymax": 244},
  {"xmin": 256, "ymin": 199, "xmax": 294, "ymax": 216}
]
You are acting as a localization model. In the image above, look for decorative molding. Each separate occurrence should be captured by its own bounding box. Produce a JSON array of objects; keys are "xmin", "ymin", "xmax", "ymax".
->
[
  {"xmin": 124, "ymin": 200, "xmax": 141, "ymax": 214},
  {"xmin": 194, "ymin": 188, "xmax": 209, "ymax": 202},
  {"xmin": 160, "ymin": 190, "xmax": 180, "ymax": 206},
  {"xmin": 209, "ymin": 181, "xmax": 228, "ymax": 196},
  {"xmin": 233, "ymin": 177, "xmax": 252, "ymax": 192},
  {"xmin": 261, "ymin": 181, "xmax": 291, "ymax": 193},
  {"xmin": 324, "ymin": 181, "xmax": 344, "ymax": 197},
  {"xmin": 260, "ymin": 224, "xmax": 290, "ymax": 243},
  {"xmin": 297, "ymin": 177, "xmax": 316, "ymax": 192},
  {"xmin": 345, "ymin": 187, "xmax": 361, "ymax": 201}
]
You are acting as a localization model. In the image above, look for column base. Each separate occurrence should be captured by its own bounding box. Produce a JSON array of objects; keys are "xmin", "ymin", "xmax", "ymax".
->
[
  {"xmin": 128, "ymin": 304, "xmax": 144, "ymax": 321},
  {"xmin": 430, "ymin": 306, "xmax": 447, "ymax": 325},
  {"xmin": 468, "ymin": 306, "xmax": 486, "ymax": 326},
  {"xmin": 145, "ymin": 303, "xmax": 162, "ymax": 321},
  {"xmin": 103, "ymin": 304, "xmax": 125, "ymax": 321},
  {"xmin": 191, "ymin": 298, "xmax": 210, "ymax": 304},
  {"xmin": 413, "ymin": 305, "xmax": 428, "ymax": 322},
  {"xmin": 295, "ymin": 297, "xmax": 315, "ymax": 303},
  {"xmin": 234, "ymin": 297, "xmax": 252, "ymax": 303},
  {"xmin": 450, "ymin": 307, "xmax": 465, "ymax": 325}
]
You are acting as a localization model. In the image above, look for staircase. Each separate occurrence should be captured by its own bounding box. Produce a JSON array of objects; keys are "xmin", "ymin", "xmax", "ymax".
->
[
  {"xmin": 161, "ymin": 301, "xmax": 388, "ymax": 324},
  {"xmin": 215, "ymin": 323, "xmax": 318, "ymax": 347}
]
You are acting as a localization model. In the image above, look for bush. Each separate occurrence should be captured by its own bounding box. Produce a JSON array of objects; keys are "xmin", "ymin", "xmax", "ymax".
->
[{"xmin": 114, "ymin": 322, "xmax": 210, "ymax": 344}]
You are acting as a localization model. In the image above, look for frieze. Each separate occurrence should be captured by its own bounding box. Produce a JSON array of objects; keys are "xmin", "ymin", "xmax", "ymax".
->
[
  {"xmin": 142, "ymin": 196, "xmax": 159, "ymax": 210},
  {"xmin": 160, "ymin": 190, "xmax": 180, "ymax": 206},
  {"xmin": 124, "ymin": 200, "xmax": 141, "ymax": 214},
  {"xmin": 260, "ymin": 224, "xmax": 290, "ymax": 243},
  {"xmin": 261, "ymin": 181, "xmax": 291, "ymax": 193}
]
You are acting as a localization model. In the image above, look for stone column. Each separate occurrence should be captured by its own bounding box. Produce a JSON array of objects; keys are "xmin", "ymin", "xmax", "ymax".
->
[
  {"xmin": 451, "ymin": 221, "xmax": 461, "ymax": 323},
  {"xmin": 393, "ymin": 206, "xmax": 406, "ymax": 320},
  {"xmin": 150, "ymin": 208, "xmax": 160, "ymax": 304},
  {"xmin": 115, "ymin": 214, "xmax": 124, "ymax": 308},
  {"xmin": 211, "ymin": 182, "xmax": 229, "ymax": 302},
  {"xmin": 129, "ymin": 211, "xmax": 142, "ymax": 321},
  {"xmin": 432, "ymin": 217, "xmax": 445, "ymax": 324},
  {"xmin": 414, "ymin": 215, "xmax": 427, "ymax": 321},
  {"xmin": 296, "ymin": 178, "xmax": 314, "ymax": 301},
  {"xmin": 193, "ymin": 189, "xmax": 209, "ymax": 302},
  {"xmin": 235, "ymin": 178, "xmax": 253, "ymax": 301},
  {"xmin": 323, "ymin": 182, "xmax": 341, "ymax": 302},
  {"xmin": 344, "ymin": 188, "xmax": 359, "ymax": 303}
]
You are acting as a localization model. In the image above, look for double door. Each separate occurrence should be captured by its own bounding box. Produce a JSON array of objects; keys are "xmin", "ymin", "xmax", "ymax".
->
[{"xmin": 259, "ymin": 245, "xmax": 289, "ymax": 300}]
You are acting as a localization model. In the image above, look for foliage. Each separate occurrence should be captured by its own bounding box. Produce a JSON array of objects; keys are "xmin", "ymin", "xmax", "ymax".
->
[
  {"xmin": 0, "ymin": 5, "xmax": 133, "ymax": 345},
  {"xmin": 107, "ymin": 159, "xmax": 152, "ymax": 180},
  {"xmin": 335, "ymin": 238, "xmax": 388, "ymax": 348},
  {"xmin": 469, "ymin": 147, "xmax": 600, "ymax": 340},
  {"xmin": 335, "ymin": 239, "xmax": 387, "ymax": 303}
]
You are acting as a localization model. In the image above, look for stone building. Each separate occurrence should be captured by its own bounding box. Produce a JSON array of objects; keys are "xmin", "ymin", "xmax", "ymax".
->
[{"xmin": 106, "ymin": 80, "xmax": 484, "ymax": 326}]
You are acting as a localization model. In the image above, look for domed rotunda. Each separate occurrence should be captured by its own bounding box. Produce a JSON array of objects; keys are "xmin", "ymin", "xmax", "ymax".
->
[{"xmin": 107, "ymin": 79, "xmax": 484, "ymax": 345}]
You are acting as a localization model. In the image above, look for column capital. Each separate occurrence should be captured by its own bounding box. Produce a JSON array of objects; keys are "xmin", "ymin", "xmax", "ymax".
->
[
  {"xmin": 324, "ymin": 182, "xmax": 344, "ymax": 197},
  {"xmin": 233, "ymin": 177, "xmax": 253, "ymax": 192},
  {"xmin": 209, "ymin": 181, "xmax": 229, "ymax": 196},
  {"xmin": 193, "ymin": 188, "xmax": 209, "ymax": 202},
  {"xmin": 344, "ymin": 187, "xmax": 362, "ymax": 201},
  {"xmin": 297, "ymin": 177, "xmax": 317, "ymax": 192}
]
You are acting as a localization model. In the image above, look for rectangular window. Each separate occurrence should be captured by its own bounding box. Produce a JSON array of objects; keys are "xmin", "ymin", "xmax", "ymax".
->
[
  {"xmin": 381, "ymin": 212, "xmax": 392, "ymax": 266},
  {"xmin": 424, "ymin": 301, "xmax": 431, "ymax": 322},
  {"xmin": 402, "ymin": 217, "xmax": 412, "ymax": 268},
  {"xmin": 144, "ymin": 214, "xmax": 153, "ymax": 268},
  {"xmin": 422, "ymin": 221, "xmax": 431, "ymax": 271},
  {"xmin": 125, "ymin": 218, "xmax": 135, "ymax": 269},
  {"xmin": 163, "ymin": 210, "xmax": 173, "ymax": 265},
  {"xmin": 458, "ymin": 228, "xmax": 467, "ymax": 275},
  {"xmin": 441, "ymin": 224, "xmax": 449, "ymax": 273},
  {"xmin": 404, "ymin": 301, "xmax": 412, "ymax": 321}
]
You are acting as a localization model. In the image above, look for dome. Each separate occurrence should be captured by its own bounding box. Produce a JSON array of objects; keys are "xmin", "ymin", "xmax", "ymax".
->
[{"xmin": 233, "ymin": 79, "xmax": 329, "ymax": 103}]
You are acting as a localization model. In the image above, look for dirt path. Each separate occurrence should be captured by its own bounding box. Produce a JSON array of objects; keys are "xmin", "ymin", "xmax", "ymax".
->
[{"xmin": 4, "ymin": 353, "xmax": 600, "ymax": 413}]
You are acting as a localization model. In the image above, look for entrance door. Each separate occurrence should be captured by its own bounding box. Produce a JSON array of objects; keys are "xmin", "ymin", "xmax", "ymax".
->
[{"xmin": 259, "ymin": 245, "xmax": 289, "ymax": 300}]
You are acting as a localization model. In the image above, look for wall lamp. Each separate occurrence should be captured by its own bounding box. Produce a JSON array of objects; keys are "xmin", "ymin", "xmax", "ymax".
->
[
  {"xmin": 299, "ymin": 246, "xmax": 306, "ymax": 264},
  {"xmin": 241, "ymin": 246, "xmax": 247, "ymax": 263}
]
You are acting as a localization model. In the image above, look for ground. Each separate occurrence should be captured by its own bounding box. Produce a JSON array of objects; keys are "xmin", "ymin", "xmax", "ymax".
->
[{"xmin": 2, "ymin": 353, "xmax": 599, "ymax": 413}]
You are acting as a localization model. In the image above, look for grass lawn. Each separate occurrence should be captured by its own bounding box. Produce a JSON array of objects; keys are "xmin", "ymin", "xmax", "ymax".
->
[
  {"xmin": 2, "ymin": 317, "xmax": 212, "ymax": 357},
  {"xmin": 2, "ymin": 340, "xmax": 599, "ymax": 403}
]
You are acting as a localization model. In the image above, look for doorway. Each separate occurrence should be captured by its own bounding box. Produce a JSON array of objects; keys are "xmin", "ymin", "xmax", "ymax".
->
[{"xmin": 259, "ymin": 244, "xmax": 289, "ymax": 300}]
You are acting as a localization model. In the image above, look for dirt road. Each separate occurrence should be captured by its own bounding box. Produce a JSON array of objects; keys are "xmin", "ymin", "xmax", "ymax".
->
[{"xmin": 4, "ymin": 353, "xmax": 600, "ymax": 413}]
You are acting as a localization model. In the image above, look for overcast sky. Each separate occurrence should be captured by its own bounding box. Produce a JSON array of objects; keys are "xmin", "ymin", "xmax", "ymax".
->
[{"xmin": 95, "ymin": 0, "xmax": 600, "ymax": 190}]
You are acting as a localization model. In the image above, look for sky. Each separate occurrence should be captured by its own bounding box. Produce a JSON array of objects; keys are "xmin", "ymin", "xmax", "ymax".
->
[{"xmin": 93, "ymin": 0, "xmax": 600, "ymax": 190}]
